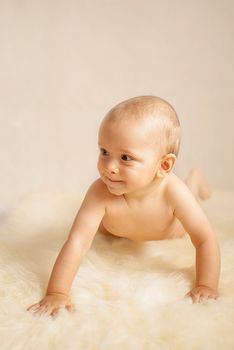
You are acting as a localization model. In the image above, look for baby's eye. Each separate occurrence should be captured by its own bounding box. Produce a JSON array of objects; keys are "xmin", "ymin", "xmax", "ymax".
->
[
  {"xmin": 100, "ymin": 148, "xmax": 108, "ymax": 156},
  {"xmin": 121, "ymin": 154, "xmax": 132, "ymax": 161}
]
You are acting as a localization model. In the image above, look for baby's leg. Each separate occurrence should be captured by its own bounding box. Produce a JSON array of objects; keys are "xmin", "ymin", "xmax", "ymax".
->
[{"xmin": 184, "ymin": 167, "xmax": 212, "ymax": 202}]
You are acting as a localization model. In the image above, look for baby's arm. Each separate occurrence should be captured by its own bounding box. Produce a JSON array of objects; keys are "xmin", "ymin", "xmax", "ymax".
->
[
  {"xmin": 27, "ymin": 179, "xmax": 106, "ymax": 316},
  {"xmin": 170, "ymin": 179, "xmax": 221, "ymax": 303}
]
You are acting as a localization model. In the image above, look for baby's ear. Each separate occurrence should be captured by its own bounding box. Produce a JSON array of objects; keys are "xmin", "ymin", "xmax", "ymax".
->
[{"xmin": 157, "ymin": 153, "xmax": 177, "ymax": 178}]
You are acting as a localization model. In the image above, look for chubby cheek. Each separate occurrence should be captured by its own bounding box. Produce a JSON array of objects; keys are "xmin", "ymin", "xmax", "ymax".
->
[
  {"xmin": 127, "ymin": 166, "xmax": 157, "ymax": 185},
  {"xmin": 123, "ymin": 167, "xmax": 147, "ymax": 184},
  {"xmin": 97, "ymin": 158, "xmax": 104, "ymax": 175}
]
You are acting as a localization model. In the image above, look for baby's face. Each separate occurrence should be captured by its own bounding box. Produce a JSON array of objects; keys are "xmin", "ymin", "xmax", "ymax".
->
[{"xmin": 97, "ymin": 118, "xmax": 163, "ymax": 196}]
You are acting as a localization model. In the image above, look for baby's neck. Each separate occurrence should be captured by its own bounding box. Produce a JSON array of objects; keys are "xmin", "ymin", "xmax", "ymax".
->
[{"xmin": 123, "ymin": 176, "xmax": 166, "ymax": 203}]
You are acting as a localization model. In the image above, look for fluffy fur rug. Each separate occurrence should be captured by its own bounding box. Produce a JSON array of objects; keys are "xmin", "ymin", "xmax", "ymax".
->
[{"xmin": 0, "ymin": 190, "xmax": 234, "ymax": 350}]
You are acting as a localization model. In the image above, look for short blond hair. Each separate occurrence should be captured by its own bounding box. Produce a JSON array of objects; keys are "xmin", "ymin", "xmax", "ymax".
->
[{"xmin": 104, "ymin": 95, "xmax": 181, "ymax": 157}]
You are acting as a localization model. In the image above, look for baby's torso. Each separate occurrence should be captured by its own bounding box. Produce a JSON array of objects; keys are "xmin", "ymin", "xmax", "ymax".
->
[{"xmin": 99, "ymin": 175, "xmax": 183, "ymax": 241}]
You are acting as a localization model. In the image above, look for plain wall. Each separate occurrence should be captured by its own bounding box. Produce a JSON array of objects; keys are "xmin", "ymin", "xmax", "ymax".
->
[{"xmin": 1, "ymin": 0, "xmax": 234, "ymax": 211}]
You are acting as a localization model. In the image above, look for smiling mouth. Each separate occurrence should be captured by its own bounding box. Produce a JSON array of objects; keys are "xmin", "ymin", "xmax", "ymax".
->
[{"xmin": 105, "ymin": 177, "xmax": 123, "ymax": 183}]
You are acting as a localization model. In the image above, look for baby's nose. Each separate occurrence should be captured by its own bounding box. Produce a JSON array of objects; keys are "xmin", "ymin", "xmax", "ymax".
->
[
  {"xmin": 110, "ymin": 167, "xmax": 119, "ymax": 174},
  {"xmin": 106, "ymin": 160, "xmax": 119, "ymax": 174}
]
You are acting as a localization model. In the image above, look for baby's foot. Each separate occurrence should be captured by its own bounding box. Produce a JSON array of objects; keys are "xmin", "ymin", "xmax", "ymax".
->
[{"xmin": 185, "ymin": 168, "xmax": 212, "ymax": 201}]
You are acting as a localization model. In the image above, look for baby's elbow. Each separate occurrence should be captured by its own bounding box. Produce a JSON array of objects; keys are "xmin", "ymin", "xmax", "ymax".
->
[
  {"xmin": 192, "ymin": 231, "xmax": 217, "ymax": 250},
  {"xmin": 65, "ymin": 236, "xmax": 91, "ymax": 257},
  {"xmin": 189, "ymin": 223, "xmax": 215, "ymax": 249}
]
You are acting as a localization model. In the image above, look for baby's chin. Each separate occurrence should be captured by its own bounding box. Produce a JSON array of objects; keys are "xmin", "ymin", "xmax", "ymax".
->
[{"xmin": 106, "ymin": 186, "xmax": 125, "ymax": 196}]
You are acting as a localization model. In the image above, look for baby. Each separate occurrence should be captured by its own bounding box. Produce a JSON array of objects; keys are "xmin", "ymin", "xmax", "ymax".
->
[{"xmin": 27, "ymin": 96, "xmax": 220, "ymax": 317}]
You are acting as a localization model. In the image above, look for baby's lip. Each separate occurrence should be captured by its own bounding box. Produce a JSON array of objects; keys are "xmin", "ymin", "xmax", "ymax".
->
[{"xmin": 105, "ymin": 177, "xmax": 123, "ymax": 183}]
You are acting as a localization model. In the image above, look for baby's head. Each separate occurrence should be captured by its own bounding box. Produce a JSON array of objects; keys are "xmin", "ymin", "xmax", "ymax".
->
[
  {"xmin": 98, "ymin": 96, "xmax": 181, "ymax": 195},
  {"xmin": 101, "ymin": 95, "xmax": 180, "ymax": 158}
]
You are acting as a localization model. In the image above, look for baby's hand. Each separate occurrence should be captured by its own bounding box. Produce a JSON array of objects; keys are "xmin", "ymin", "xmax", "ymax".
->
[
  {"xmin": 186, "ymin": 285, "xmax": 218, "ymax": 303},
  {"xmin": 27, "ymin": 292, "xmax": 75, "ymax": 317}
]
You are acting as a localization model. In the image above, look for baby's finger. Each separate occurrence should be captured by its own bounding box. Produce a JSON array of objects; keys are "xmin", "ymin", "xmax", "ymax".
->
[
  {"xmin": 43, "ymin": 306, "xmax": 54, "ymax": 317},
  {"xmin": 33, "ymin": 304, "xmax": 49, "ymax": 316},
  {"xmin": 185, "ymin": 292, "xmax": 198, "ymax": 304},
  {"xmin": 191, "ymin": 292, "xmax": 200, "ymax": 304},
  {"xmin": 211, "ymin": 294, "xmax": 218, "ymax": 299},
  {"xmin": 51, "ymin": 308, "xmax": 60, "ymax": 317},
  {"xmin": 199, "ymin": 290, "xmax": 215, "ymax": 301},
  {"xmin": 198, "ymin": 294, "xmax": 208, "ymax": 303},
  {"xmin": 66, "ymin": 304, "xmax": 75, "ymax": 313},
  {"xmin": 207, "ymin": 293, "xmax": 218, "ymax": 300},
  {"xmin": 27, "ymin": 303, "xmax": 41, "ymax": 311}
]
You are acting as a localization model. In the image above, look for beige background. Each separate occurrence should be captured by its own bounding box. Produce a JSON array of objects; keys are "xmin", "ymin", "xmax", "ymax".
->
[{"xmin": 0, "ymin": 0, "xmax": 234, "ymax": 212}]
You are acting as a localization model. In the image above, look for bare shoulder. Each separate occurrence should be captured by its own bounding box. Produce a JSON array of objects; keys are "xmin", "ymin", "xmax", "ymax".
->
[
  {"xmin": 82, "ymin": 178, "xmax": 119, "ymax": 214},
  {"xmin": 165, "ymin": 171, "xmax": 205, "ymax": 222},
  {"xmin": 68, "ymin": 178, "xmax": 110, "ymax": 240},
  {"xmin": 165, "ymin": 172, "xmax": 194, "ymax": 207},
  {"xmin": 86, "ymin": 178, "xmax": 111, "ymax": 203}
]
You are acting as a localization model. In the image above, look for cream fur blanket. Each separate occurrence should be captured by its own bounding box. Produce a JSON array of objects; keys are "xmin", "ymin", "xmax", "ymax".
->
[{"xmin": 0, "ymin": 190, "xmax": 233, "ymax": 350}]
